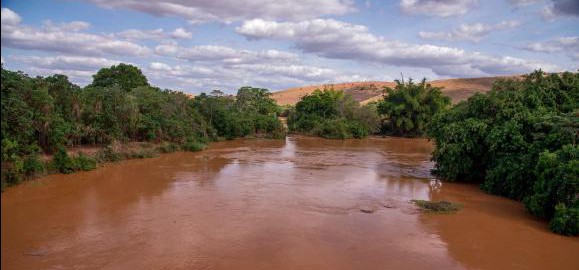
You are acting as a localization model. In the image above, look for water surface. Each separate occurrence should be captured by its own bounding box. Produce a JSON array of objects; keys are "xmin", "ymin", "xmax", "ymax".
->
[{"xmin": 2, "ymin": 136, "xmax": 578, "ymax": 269}]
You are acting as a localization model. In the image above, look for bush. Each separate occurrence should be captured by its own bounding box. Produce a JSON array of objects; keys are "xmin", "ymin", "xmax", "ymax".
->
[
  {"xmin": 23, "ymin": 155, "xmax": 45, "ymax": 176},
  {"xmin": 73, "ymin": 152, "xmax": 97, "ymax": 171},
  {"xmin": 411, "ymin": 200, "xmax": 463, "ymax": 213},
  {"xmin": 53, "ymin": 147, "xmax": 75, "ymax": 174},
  {"xmin": 549, "ymin": 204, "xmax": 579, "ymax": 236},
  {"xmin": 157, "ymin": 142, "xmax": 180, "ymax": 153},
  {"xmin": 128, "ymin": 148, "xmax": 159, "ymax": 159},
  {"xmin": 2, "ymin": 157, "xmax": 25, "ymax": 187},
  {"xmin": 182, "ymin": 137, "xmax": 206, "ymax": 152},
  {"xmin": 95, "ymin": 145, "xmax": 123, "ymax": 162}
]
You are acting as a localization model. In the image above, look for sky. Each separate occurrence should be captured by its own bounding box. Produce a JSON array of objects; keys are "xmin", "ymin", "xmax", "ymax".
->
[{"xmin": 1, "ymin": 0, "xmax": 578, "ymax": 94}]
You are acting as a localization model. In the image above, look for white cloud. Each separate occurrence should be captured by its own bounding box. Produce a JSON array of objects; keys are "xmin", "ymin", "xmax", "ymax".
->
[
  {"xmin": 116, "ymin": 27, "xmax": 192, "ymax": 40},
  {"xmin": 155, "ymin": 44, "xmax": 300, "ymax": 65},
  {"xmin": 1, "ymin": 8, "xmax": 150, "ymax": 56},
  {"xmin": 116, "ymin": 28, "xmax": 165, "ymax": 40},
  {"xmin": 1, "ymin": 8, "xmax": 21, "ymax": 25},
  {"xmin": 42, "ymin": 20, "xmax": 91, "ymax": 32},
  {"xmin": 169, "ymin": 27, "xmax": 192, "ymax": 39},
  {"xmin": 146, "ymin": 60, "xmax": 370, "ymax": 91},
  {"xmin": 11, "ymin": 55, "xmax": 121, "ymax": 71},
  {"xmin": 418, "ymin": 20, "xmax": 521, "ymax": 42},
  {"xmin": 400, "ymin": 0, "xmax": 478, "ymax": 17},
  {"xmin": 522, "ymin": 36, "xmax": 579, "ymax": 60},
  {"xmin": 508, "ymin": 0, "xmax": 540, "ymax": 7},
  {"xmin": 84, "ymin": 0, "xmax": 355, "ymax": 24},
  {"xmin": 236, "ymin": 18, "xmax": 562, "ymax": 77}
]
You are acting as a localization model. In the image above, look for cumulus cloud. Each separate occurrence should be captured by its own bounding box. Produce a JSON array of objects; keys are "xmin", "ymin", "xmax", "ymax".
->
[
  {"xmin": 155, "ymin": 44, "xmax": 299, "ymax": 65},
  {"xmin": 1, "ymin": 8, "xmax": 21, "ymax": 25},
  {"xmin": 1, "ymin": 8, "xmax": 150, "ymax": 56},
  {"xmin": 542, "ymin": 0, "xmax": 579, "ymax": 20},
  {"xmin": 146, "ymin": 60, "xmax": 369, "ymax": 91},
  {"xmin": 11, "ymin": 55, "xmax": 122, "ymax": 71},
  {"xmin": 42, "ymin": 20, "xmax": 91, "ymax": 32},
  {"xmin": 522, "ymin": 36, "xmax": 579, "ymax": 60},
  {"xmin": 169, "ymin": 28, "xmax": 192, "ymax": 39},
  {"xmin": 400, "ymin": 0, "xmax": 478, "ymax": 17},
  {"xmin": 418, "ymin": 20, "xmax": 521, "ymax": 42},
  {"xmin": 236, "ymin": 18, "xmax": 561, "ymax": 77},
  {"xmin": 508, "ymin": 0, "xmax": 540, "ymax": 7},
  {"xmin": 84, "ymin": 0, "xmax": 355, "ymax": 24},
  {"xmin": 116, "ymin": 28, "xmax": 165, "ymax": 40},
  {"xmin": 115, "ymin": 27, "xmax": 192, "ymax": 40}
]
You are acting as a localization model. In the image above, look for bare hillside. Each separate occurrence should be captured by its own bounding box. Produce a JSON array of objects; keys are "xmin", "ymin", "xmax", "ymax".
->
[{"xmin": 273, "ymin": 76, "xmax": 519, "ymax": 105}]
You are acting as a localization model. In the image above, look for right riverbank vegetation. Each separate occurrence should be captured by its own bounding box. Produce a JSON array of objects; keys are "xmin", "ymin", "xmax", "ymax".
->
[
  {"xmin": 285, "ymin": 70, "xmax": 578, "ymax": 235},
  {"xmin": 1, "ymin": 62, "xmax": 577, "ymax": 235}
]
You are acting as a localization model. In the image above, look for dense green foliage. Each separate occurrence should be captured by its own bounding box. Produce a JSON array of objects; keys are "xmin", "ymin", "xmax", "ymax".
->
[
  {"xmin": 377, "ymin": 79, "xmax": 450, "ymax": 136},
  {"xmin": 287, "ymin": 89, "xmax": 380, "ymax": 139},
  {"xmin": 89, "ymin": 63, "xmax": 149, "ymax": 91},
  {"xmin": 193, "ymin": 87, "xmax": 285, "ymax": 140},
  {"xmin": 428, "ymin": 71, "xmax": 579, "ymax": 235},
  {"xmin": 1, "ymin": 64, "xmax": 284, "ymax": 189}
]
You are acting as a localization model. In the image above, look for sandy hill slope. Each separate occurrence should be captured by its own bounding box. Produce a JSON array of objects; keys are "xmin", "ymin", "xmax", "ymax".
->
[{"xmin": 272, "ymin": 76, "xmax": 519, "ymax": 106}]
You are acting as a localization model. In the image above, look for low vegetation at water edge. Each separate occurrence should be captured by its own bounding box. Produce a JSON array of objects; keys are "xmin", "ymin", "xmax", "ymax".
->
[{"xmin": 411, "ymin": 200, "xmax": 463, "ymax": 213}]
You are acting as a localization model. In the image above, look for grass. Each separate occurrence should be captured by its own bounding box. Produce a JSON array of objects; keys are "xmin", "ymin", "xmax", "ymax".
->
[{"xmin": 411, "ymin": 199, "xmax": 463, "ymax": 213}]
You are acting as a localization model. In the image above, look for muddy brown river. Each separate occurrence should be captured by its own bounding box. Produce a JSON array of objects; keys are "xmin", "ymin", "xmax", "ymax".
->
[{"xmin": 2, "ymin": 136, "xmax": 578, "ymax": 269}]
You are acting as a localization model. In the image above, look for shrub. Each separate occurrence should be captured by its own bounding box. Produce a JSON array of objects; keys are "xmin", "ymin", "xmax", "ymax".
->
[
  {"xmin": 549, "ymin": 204, "xmax": 579, "ymax": 236},
  {"xmin": 411, "ymin": 200, "xmax": 463, "ymax": 213},
  {"xmin": 95, "ymin": 145, "xmax": 123, "ymax": 162},
  {"xmin": 23, "ymin": 155, "xmax": 45, "ymax": 176},
  {"xmin": 182, "ymin": 137, "xmax": 206, "ymax": 152},
  {"xmin": 73, "ymin": 152, "xmax": 97, "ymax": 171},
  {"xmin": 157, "ymin": 142, "xmax": 180, "ymax": 153},
  {"xmin": 53, "ymin": 147, "xmax": 75, "ymax": 174}
]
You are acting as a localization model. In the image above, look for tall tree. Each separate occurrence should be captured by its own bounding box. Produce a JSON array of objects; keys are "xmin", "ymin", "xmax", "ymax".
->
[{"xmin": 89, "ymin": 63, "xmax": 149, "ymax": 92}]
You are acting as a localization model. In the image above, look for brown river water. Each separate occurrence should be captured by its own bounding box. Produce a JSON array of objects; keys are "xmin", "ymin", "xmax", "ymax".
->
[{"xmin": 2, "ymin": 136, "xmax": 578, "ymax": 270}]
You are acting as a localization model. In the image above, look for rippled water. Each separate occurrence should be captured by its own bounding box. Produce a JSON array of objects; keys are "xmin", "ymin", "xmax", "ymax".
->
[{"xmin": 2, "ymin": 136, "xmax": 578, "ymax": 269}]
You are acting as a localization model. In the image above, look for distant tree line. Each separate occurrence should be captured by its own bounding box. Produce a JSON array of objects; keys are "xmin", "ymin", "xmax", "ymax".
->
[{"xmin": 1, "ymin": 63, "xmax": 284, "ymax": 188}]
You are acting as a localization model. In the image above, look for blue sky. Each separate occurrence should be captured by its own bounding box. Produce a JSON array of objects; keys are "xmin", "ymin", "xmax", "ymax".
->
[{"xmin": 1, "ymin": 0, "xmax": 577, "ymax": 94}]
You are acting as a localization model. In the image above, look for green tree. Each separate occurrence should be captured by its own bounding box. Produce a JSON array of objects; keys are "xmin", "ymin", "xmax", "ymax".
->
[
  {"xmin": 89, "ymin": 63, "xmax": 149, "ymax": 92},
  {"xmin": 428, "ymin": 70, "xmax": 579, "ymax": 235},
  {"xmin": 377, "ymin": 79, "xmax": 450, "ymax": 136}
]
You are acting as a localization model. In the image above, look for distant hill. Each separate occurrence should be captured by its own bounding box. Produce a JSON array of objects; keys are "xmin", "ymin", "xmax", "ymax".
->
[{"xmin": 272, "ymin": 75, "xmax": 520, "ymax": 106}]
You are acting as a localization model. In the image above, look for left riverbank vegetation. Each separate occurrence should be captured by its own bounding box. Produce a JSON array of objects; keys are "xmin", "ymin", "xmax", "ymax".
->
[{"xmin": 1, "ymin": 63, "xmax": 285, "ymax": 189}]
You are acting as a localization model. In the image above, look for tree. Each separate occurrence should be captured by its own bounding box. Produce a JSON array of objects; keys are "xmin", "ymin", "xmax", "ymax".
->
[
  {"xmin": 377, "ymin": 79, "xmax": 450, "ymax": 136},
  {"xmin": 89, "ymin": 63, "xmax": 149, "ymax": 92},
  {"xmin": 288, "ymin": 89, "xmax": 379, "ymax": 139},
  {"xmin": 427, "ymin": 70, "xmax": 579, "ymax": 235}
]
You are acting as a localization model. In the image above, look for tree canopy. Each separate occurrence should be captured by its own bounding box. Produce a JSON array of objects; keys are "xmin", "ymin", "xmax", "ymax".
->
[
  {"xmin": 288, "ymin": 89, "xmax": 380, "ymax": 139},
  {"xmin": 428, "ymin": 71, "xmax": 579, "ymax": 235},
  {"xmin": 377, "ymin": 79, "xmax": 450, "ymax": 137},
  {"xmin": 89, "ymin": 63, "xmax": 149, "ymax": 91},
  {"xmin": 1, "ymin": 64, "xmax": 284, "ymax": 188}
]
